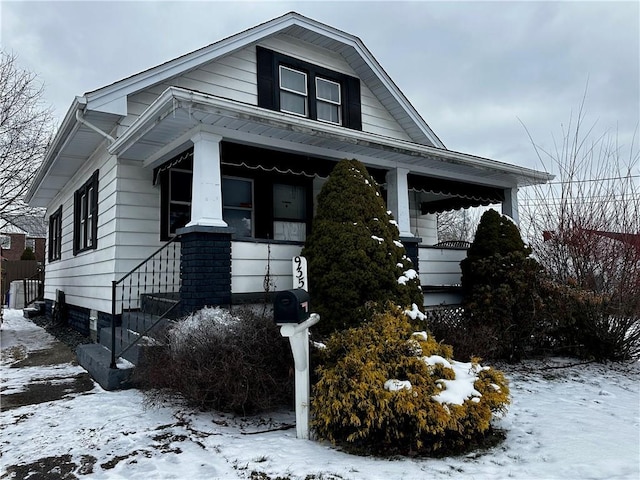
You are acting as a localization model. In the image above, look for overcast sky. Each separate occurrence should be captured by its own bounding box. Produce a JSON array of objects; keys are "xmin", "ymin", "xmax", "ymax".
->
[{"xmin": 1, "ymin": 0, "xmax": 638, "ymax": 176}]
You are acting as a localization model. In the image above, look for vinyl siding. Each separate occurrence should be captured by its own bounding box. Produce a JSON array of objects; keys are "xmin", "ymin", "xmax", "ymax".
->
[
  {"xmin": 231, "ymin": 241, "xmax": 303, "ymax": 294},
  {"xmin": 122, "ymin": 34, "xmax": 413, "ymax": 142},
  {"xmin": 112, "ymin": 163, "xmax": 165, "ymax": 279},
  {"xmin": 43, "ymin": 146, "xmax": 119, "ymax": 313},
  {"xmin": 418, "ymin": 246, "xmax": 467, "ymax": 287}
]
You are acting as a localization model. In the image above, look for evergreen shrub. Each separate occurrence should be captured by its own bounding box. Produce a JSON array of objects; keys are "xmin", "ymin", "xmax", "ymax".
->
[
  {"xmin": 301, "ymin": 159, "xmax": 422, "ymax": 336},
  {"xmin": 460, "ymin": 210, "xmax": 543, "ymax": 360},
  {"xmin": 134, "ymin": 307, "xmax": 293, "ymax": 414},
  {"xmin": 20, "ymin": 247, "xmax": 36, "ymax": 260},
  {"xmin": 312, "ymin": 305, "xmax": 510, "ymax": 456}
]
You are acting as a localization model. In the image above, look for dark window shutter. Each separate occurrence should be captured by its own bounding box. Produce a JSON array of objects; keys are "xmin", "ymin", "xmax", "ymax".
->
[
  {"xmin": 90, "ymin": 170, "xmax": 99, "ymax": 250},
  {"xmin": 72, "ymin": 190, "xmax": 79, "ymax": 255},
  {"xmin": 344, "ymin": 76, "xmax": 362, "ymax": 131},
  {"xmin": 256, "ymin": 46, "xmax": 276, "ymax": 110}
]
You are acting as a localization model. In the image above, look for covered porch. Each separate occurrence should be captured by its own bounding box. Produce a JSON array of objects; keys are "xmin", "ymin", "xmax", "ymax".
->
[{"xmin": 109, "ymin": 86, "xmax": 550, "ymax": 312}]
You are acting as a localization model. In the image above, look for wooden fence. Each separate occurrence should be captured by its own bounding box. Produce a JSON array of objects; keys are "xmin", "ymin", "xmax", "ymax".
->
[{"xmin": 1, "ymin": 260, "xmax": 42, "ymax": 304}]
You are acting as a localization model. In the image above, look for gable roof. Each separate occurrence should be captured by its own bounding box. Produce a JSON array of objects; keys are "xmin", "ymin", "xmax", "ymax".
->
[
  {"xmin": 0, "ymin": 215, "xmax": 47, "ymax": 238},
  {"xmin": 26, "ymin": 12, "xmax": 553, "ymax": 208},
  {"xmin": 83, "ymin": 11, "xmax": 444, "ymax": 148}
]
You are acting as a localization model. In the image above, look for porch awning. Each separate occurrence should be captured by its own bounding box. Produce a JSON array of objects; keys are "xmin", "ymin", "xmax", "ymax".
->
[{"xmin": 409, "ymin": 174, "xmax": 506, "ymax": 214}]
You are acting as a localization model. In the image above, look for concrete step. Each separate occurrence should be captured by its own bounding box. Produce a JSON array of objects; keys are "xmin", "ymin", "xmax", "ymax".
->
[
  {"xmin": 76, "ymin": 343, "xmax": 134, "ymax": 391},
  {"xmin": 140, "ymin": 293, "xmax": 180, "ymax": 319},
  {"xmin": 121, "ymin": 311, "xmax": 170, "ymax": 336},
  {"xmin": 100, "ymin": 326, "xmax": 164, "ymax": 366}
]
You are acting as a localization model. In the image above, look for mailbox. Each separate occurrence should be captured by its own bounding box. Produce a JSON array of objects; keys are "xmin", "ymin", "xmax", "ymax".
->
[{"xmin": 274, "ymin": 289, "xmax": 310, "ymax": 324}]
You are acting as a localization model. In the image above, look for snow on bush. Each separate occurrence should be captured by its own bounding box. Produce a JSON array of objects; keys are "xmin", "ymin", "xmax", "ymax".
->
[
  {"xmin": 301, "ymin": 158, "xmax": 423, "ymax": 336},
  {"xmin": 312, "ymin": 305, "xmax": 510, "ymax": 456}
]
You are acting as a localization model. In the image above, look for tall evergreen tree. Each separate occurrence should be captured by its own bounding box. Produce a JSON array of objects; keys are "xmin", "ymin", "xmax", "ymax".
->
[{"xmin": 302, "ymin": 159, "xmax": 422, "ymax": 336}]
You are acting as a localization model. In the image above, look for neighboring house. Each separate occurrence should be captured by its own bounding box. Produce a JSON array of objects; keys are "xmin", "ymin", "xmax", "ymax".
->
[
  {"xmin": 0, "ymin": 216, "xmax": 47, "ymax": 262},
  {"xmin": 25, "ymin": 12, "xmax": 551, "ymax": 388}
]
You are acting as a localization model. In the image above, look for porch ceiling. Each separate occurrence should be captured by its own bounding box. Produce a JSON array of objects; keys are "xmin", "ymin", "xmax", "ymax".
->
[{"xmin": 110, "ymin": 87, "xmax": 553, "ymax": 191}]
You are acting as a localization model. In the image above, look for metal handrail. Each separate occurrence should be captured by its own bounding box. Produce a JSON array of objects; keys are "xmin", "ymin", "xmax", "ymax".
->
[{"xmin": 110, "ymin": 236, "xmax": 181, "ymax": 369}]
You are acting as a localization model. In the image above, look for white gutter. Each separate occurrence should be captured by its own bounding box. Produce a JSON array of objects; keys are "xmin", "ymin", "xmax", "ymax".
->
[{"xmin": 75, "ymin": 110, "xmax": 115, "ymax": 144}]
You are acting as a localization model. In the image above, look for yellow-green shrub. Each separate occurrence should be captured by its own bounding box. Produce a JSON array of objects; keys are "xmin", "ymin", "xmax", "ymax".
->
[{"xmin": 312, "ymin": 305, "xmax": 510, "ymax": 455}]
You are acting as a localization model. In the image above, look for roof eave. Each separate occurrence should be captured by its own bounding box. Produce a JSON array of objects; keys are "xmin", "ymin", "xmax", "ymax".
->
[
  {"xmin": 25, "ymin": 96, "xmax": 86, "ymax": 205},
  {"xmin": 110, "ymin": 86, "xmax": 552, "ymax": 188}
]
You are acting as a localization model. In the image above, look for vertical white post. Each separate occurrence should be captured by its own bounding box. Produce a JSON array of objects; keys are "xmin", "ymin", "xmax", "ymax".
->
[
  {"xmin": 291, "ymin": 328, "xmax": 311, "ymax": 439},
  {"xmin": 502, "ymin": 187, "xmax": 520, "ymax": 225},
  {"xmin": 279, "ymin": 314, "xmax": 320, "ymax": 440},
  {"xmin": 186, "ymin": 131, "xmax": 227, "ymax": 227},
  {"xmin": 386, "ymin": 167, "xmax": 412, "ymax": 237}
]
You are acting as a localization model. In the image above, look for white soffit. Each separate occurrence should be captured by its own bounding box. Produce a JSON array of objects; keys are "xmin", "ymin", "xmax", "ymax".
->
[{"xmin": 110, "ymin": 87, "xmax": 552, "ymax": 189}]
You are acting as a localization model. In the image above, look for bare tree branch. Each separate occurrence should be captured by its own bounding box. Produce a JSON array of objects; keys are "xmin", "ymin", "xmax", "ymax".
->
[
  {"xmin": 520, "ymin": 95, "xmax": 640, "ymax": 358},
  {"xmin": 0, "ymin": 50, "xmax": 54, "ymax": 222}
]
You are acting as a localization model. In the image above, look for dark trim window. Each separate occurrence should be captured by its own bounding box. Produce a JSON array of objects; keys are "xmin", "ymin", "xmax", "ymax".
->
[
  {"xmin": 279, "ymin": 66, "xmax": 308, "ymax": 117},
  {"xmin": 73, "ymin": 170, "xmax": 98, "ymax": 255},
  {"xmin": 257, "ymin": 46, "xmax": 361, "ymax": 130},
  {"xmin": 158, "ymin": 146, "xmax": 314, "ymax": 241},
  {"xmin": 48, "ymin": 206, "xmax": 63, "ymax": 262},
  {"xmin": 222, "ymin": 176, "xmax": 254, "ymax": 238}
]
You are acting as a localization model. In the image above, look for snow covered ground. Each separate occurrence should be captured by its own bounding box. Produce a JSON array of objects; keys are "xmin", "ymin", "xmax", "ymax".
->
[{"xmin": 1, "ymin": 309, "xmax": 639, "ymax": 479}]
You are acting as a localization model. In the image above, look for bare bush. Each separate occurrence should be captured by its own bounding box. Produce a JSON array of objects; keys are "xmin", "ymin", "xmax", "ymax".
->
[
  {"xmin": 520, "ymin": 96, "xmax": 640, "ymax": 360},
  {"xmin": 134, "ymin": 307, "xmax": 294, "ymax": 414}
]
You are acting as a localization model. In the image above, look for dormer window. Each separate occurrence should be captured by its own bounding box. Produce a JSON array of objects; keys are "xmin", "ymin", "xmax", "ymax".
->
[
  {"xmin": 257, "ymin": 46, "xmax": 361, "ymax": 130},
  {"xmin": 279, "ymin": 66, "xmax": 308, "ymax": 117},
  {"xmin": 316, "ymin": 77, "xmax": 341, "ymax": 124}
]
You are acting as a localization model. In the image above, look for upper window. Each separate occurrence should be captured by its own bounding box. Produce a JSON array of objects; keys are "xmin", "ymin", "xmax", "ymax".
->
[
  {"xmin": 315, "ymin": 77, "xmax": 341, "ymax": 124},
  {"xmin": 257, "ymin": 46, "xmax": 361, "ymax": 130},
  {"xmin": 279, "ymin": 66, "xmax": 308, "ymax": 117},
  {"xmin": 73, "ymin": 170, "xmax": 98, "ymax": 255},
  {"xmin": 48, "ymin": 206, "xmax": 62, "ymax": 261}
]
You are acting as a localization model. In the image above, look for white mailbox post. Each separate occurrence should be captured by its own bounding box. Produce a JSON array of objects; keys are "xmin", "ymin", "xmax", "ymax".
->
[
  {"xmin": 273, "ymin": 256, "xmax": 318, "ymax": 440},
  {"xmin": 279, "ymin": 313, "xmax": 320, "ymax": 440}
]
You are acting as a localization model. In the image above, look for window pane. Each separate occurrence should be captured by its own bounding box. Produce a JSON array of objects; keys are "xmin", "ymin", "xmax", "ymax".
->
[
  {"xmin": 316, "ymin": 78, "xmax": 340, "ymax": 103},
  {"xmin": 170, "ymin": 170, "xmax": 192, "ymax": 202},
  {"xmin": 317, "ymin": 101, "xmax": 340, "ymax": 124},
  {"xmin": 280, "ymin": 91, "xmax": 306, "ymax": 116},
  {"xmin": 169, "ymin": 203, "xmax": 190, "ymax": 234},
  {"xmin": 223, "ymin": 178, "xmax": 252, "ymax": 208},
  {"xmin": 223, "ymin": 208, "xmax": 252, "ymax": 237},
  {"xmin": 280, "ymin": 67, "xmax": 306, "ymax": 94},
  {"xmin": 273, "ymin": 184, "xmax": 306, "ymax": 220}
]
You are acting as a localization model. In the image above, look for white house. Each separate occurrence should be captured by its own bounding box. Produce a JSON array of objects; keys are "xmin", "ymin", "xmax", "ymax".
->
[{"xmin": 26, "ymin": 12, "xmax": 551, "ymax": 388}]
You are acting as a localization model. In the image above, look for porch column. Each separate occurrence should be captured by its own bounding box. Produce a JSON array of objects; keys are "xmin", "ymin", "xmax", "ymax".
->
[
  {"xmin": 386, "ymin": 167, "xmax": 412, "ymax": 237},
  {"xmin": 178, "ymin": 225, "xmax": 233, "ymax": 314},
  {"xmin": 186, "ymin": 131, "xmax": 227, "ymax": 228},
  {"xmin": 502, "ymin": 187, "xmax": 520, "ymax": 225}
]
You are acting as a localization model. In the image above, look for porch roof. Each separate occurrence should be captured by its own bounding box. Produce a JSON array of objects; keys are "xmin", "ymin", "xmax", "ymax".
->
[{"xmin": 110, "ymin": 87, "xmax": 553, "ymax": 193}]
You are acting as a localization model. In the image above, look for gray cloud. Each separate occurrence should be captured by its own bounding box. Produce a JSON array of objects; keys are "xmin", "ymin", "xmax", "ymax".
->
[{"xmin": 2, "ymin": 1, "xmax": 638, "ymax": 175}]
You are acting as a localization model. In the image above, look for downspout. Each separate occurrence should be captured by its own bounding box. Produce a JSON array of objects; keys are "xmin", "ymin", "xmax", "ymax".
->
[{"xmin": 75, "ymin": 110, "xmax": 116, "ymax": 144}]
